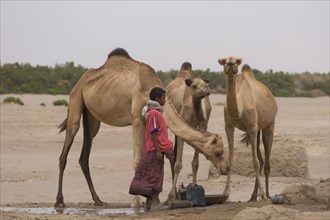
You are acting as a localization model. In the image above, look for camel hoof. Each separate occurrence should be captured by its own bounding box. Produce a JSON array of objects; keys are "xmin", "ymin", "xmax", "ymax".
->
[
  {"xmin": 94, "ymin": 200, "xmax": 106, "ymax": 206},
  {"xmin": 54, "ymin": 199, "xmax": 65, "ymax": 208},
  {"xmin": 258, "ymin": 192, "xmax": 268, "ymax": 201},
  {"xmin": 222, "ymin": 190, "xmax": 230, "ymax": 197},
  {"xmin": 248, "ymin": 196, "xmax": 257, "ymax": 202}
]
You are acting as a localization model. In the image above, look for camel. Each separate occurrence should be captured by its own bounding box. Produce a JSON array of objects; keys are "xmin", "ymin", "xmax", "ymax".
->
[
  {"xmin": 218, "ymin": 56, "xmax": 278, "ymax": 201},
  {"xmin": 54, "ymin": 48, "xmax": 228, "ymax": 208},
  {"xmin": 166, "ymin": 62, "xmax": 214, "ymax": 200}
]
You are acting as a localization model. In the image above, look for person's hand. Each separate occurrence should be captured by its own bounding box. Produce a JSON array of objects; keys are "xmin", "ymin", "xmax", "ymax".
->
[{"xmin": 156, "ymin": 151, "xmax": 163, "ymax": 160}]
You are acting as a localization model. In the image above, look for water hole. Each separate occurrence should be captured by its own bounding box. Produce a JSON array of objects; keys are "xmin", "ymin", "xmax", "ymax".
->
[{"xmin": 0, "ymin": 206, "xmax": 144, "ymax": 216}]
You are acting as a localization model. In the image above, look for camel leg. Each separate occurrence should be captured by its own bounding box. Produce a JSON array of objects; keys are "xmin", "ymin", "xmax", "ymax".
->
[
  {"xmin": 171, "ymin": 135, "xmax": 178, "ymax": 181},
  {"xmin": 251, "ymin": 131, "xmax": 263, "ymax": 200},
  {"xmin": 167, "ymin": 136, "xmax": 184, "ymax": 204},
  {"xmin": 55, "ymin": 99, "xmax": 83, "ymax": 208},
  {"xmin": 256, "ymin": 131, "xmax": 264, "ymax": 175},
  {"xmin": 131, "ymin": 118, "xmax": 145, "ymax": 171},
  {"xmin": 191, "ymin": 122, "xmax": 207, "ymax": 184},
  {"xmin": 55, "ymin": 122, "xmax": 80, "ymax": 207},
  {"xmin": 223, "ymin": 119, "xmax": 235, "ymax": 197},
  {"xmin": 191, "ymin": 151, "xmax": 199, "ymax": 184},
  {"xmin": 248, "ymin": 126, "xmax": 266, "ymax": 201},
  {"xmin": 262, "ymin": 123, "xmax": 275, "ymax": 199},
  {"xmin": 130, "ymin": 113, "xmax": 145, "ymax": 208},
  {"xmin": 79, "ymin": 108, "xmax": 103, "ymax": 206}
]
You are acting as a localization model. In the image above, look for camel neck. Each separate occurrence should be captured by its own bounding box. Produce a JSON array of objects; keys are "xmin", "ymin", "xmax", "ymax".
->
[
  {"xmin": 164, "ymin": 100, "xmax": 206, "ymax": 153},
  {"xmin": 192, "ymin": 97, "xmax": 205, "ymax": 121},
  {"xmin": 226, "ymin": 74, "xmax": 240, "ymax": 119}
]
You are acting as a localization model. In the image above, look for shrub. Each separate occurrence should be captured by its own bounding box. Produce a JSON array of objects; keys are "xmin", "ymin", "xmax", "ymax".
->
[
  {"xmin": 53, "ymin": 99, "xmax": 68, "ymax": 107},
  {"xmin": 3, "ymin": 96, "xmax": 24, "ymax": 105}
]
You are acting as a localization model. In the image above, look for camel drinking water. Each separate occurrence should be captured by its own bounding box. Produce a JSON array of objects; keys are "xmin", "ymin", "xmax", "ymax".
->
[{"xmin": 54, "ymin": 48, "xmax": 228, "ymax": 208}]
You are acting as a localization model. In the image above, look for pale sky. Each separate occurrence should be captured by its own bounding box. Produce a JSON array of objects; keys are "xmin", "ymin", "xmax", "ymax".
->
[{"xmin": 1, "ymin": 1, "xmax": 329, "ymax": 73}]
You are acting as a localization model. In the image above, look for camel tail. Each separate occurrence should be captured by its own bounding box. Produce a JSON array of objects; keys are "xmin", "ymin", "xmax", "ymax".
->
[
  {"xmin": 240, "ymin": 133, "xmax": 250, "ymax": 146},
  {"xmin": 58, "ymin": 118, "xmax": 67, "ymax": 133},
  {"xmin": 240, "ymin": 131, "xmax": 261, "ymax": 147}
]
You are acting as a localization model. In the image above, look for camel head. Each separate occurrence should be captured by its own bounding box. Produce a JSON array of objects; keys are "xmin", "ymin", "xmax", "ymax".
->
[
  {"xmin": 185, "ymin": 78, "xmax": 211, "ymax": 98},
  {"xmin": 201, "ymin": 132, "xmax": 229, "ymax": 174},
  {"xmin": 218, "ymin": 56, "xmax": 242, "ymax": 75}
]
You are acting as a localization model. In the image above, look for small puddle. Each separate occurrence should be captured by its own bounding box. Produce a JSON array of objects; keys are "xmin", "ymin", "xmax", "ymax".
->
[{"xmin": 0, "ymin": 206, "xmax": 144, "ymax": 216}]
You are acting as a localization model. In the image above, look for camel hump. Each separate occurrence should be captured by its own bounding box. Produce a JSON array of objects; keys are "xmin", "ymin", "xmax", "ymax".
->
[
  {"xmin": 108, "ymin": 48, "xmax": 131, "ymax": 59},
  {"xmin": 181, "ymin": 62, "xmax": 192, "ymax": 70},
  {"xmin": 241, "ymin": 64, "xmax": 251, "ymax": 72}
]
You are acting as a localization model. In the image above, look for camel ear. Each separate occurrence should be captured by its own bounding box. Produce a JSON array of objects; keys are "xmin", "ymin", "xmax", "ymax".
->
[
  {"xmin": 218, "ymin": 59, "xmax": 226, "ymax": 66},
  {"xmin": 203, "ymin": 79, "xmax": 210, "ymax": 84},
  {"xmin": 185, "ymin": 79, "xmax": 193, "ymax": 87},
  {"xmin": 237, "ymin": 58, "xmax": 242, "ymax": 65}
]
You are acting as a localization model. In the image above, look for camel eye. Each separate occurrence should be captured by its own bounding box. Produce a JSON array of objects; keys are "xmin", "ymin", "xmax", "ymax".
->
[{"xmin": 211, "ymin": 137, "xmax": 217, "ymax": 145}]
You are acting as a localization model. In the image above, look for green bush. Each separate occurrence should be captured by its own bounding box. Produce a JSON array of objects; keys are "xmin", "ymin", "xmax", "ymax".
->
[
  {"xmin": 53, "ymin": 99, "xmax": 68, "ymax": 107},
  {"xmin": 0, "ymin": 62, "xmax": 329, "ymax": 97},
  {"xmin": 3, "ymin": 96, "xmax": 24, "ymax": 105}
]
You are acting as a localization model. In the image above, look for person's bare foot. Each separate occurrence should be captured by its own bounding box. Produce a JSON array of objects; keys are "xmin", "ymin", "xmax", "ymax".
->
[
  {"xmin": 144, "ymin": 197, "xmax": 152, "ymax": 211},
  {"xmin": 151, "ymin": 193, "xmax": 160, "ymax": 206},
  {"xmin": 150, "ymin": 193, "xmax": 162, "ymax": 210}
]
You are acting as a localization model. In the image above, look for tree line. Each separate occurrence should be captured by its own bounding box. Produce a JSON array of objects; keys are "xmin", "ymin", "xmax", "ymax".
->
[{"xmin": 0, "ymin": 62, "xmax": 329, "ymax": 97}]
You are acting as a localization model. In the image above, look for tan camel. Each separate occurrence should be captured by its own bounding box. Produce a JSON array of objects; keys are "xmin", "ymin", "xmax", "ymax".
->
[
  {"xmin": 218, "ymin": 56, "xmax": 278, "ymax": 201},
  {"xmin": 54, "ymin": 48, "xmax": 228, "ymax": 208},
  {"xmin": 166, "ymin": 62, "xmax": 213, "ymax": 199}
]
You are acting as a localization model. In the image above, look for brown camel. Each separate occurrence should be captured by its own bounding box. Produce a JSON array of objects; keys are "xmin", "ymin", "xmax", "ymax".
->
[
  {"xmin": 218, "ymin": 56, "xmax": 278, "ymax": 201},
  {"xmin": 54, "ymin": 48, "xmax": 228, "ymax": 208},
  {"xmin": 166, "ymin": 62, "xmax": 214, "ymax": 200}
]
